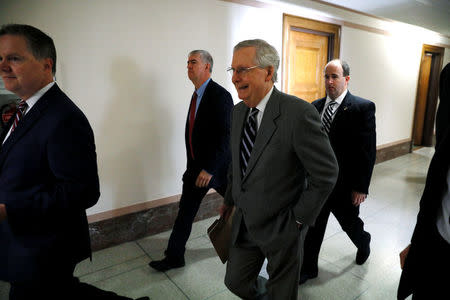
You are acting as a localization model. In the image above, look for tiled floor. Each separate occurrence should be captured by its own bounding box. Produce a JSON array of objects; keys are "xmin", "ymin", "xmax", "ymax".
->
[{"xmin": 0, "ymin": 147, "xmax": 434, "ymax": 300}]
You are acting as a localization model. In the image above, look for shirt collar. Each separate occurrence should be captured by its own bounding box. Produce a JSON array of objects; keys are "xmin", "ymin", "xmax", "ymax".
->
[
  {"xmin": 255, "ymin": 86, "xmax": 274, "ymax": 114},
  {"xmin": 195, "ymin": 78, "xmax": 211, "ymax": 99},
  {"xmin": 326, "ymin": 89, "xmax": 347, "ymax": 106},
  {"xmin": 23, "ymin": 81, "xmax": 55, "ymax": 114}
]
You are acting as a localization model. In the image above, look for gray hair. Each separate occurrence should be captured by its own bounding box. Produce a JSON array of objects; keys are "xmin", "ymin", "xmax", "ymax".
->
[
  {"xmin": 189, "ymin": 50, "xmax": 213, "ymax": 73},
  {"xmin": 234, "ymin": 39, "xmax": 280, "ymax": 83},
  {"xmin": 326, "ymin": 59, "xmax": 350, "ymax": 76}
]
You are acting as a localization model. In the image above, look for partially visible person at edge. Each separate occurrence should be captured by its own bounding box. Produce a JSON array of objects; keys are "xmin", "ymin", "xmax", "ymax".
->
[
  {"xmin": 397, "ymin": 62, "xmax": 450, "ymax": 300},
  {"xmin": 0, "ymin": 24, "xmax": 148, "ymax": 300}
]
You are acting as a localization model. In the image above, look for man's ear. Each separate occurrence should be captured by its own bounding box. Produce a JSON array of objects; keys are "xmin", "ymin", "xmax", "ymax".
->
[
  {"xmin": 266, "ymin": 66, "xmax": 274, "ymax": 82},
  {"xmin": 42, "ymin": 58, "xmax": 53, "ymax": 73},
  {"xmin": 345, "ymin": 75, "xmax": 350, "ymax": 84}
]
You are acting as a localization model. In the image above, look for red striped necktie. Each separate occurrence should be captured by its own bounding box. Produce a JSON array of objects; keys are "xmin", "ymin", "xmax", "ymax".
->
[{"xmin": 11, "ymin": 100, "xmax": 28, "ymax": 133}]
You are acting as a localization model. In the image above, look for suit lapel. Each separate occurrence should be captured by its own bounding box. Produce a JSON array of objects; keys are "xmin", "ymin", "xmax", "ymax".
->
[
  {"xmin": 329, "ymin": 92, "xmax": 352, "ymax": 134},
  {"xmin": 233, "ymin": 103, "xmax": 248, "ymax": 182},
  {"xmin": 315, "ymin": 98, "xmax": 326, "ymax": 114},
  {"xmin": 185, "ymin": 80, "xmax": 213, "ymax": 146},
  {"xmin": 0, "ymin": 86, "xmax": 54, "ymax": 167},
  {"xmin": 242, "ymin": 88, "xmax": 280, "ymax": 182},
  {"xmin": 0, "ymin": 116, "xmax": 14, "ymax": 148}
]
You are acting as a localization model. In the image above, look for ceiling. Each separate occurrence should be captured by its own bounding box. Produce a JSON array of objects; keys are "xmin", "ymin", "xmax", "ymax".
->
[{"xmin": 317, "ymin": 0, "xmax": 450, "ymax": 37}]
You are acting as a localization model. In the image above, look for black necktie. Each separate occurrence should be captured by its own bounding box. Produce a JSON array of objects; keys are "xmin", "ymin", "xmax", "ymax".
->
[
  {"xmin": 240, "ymin": 108, "xmax": 259, "ymax": 177},
  {"xmin": 322, "ymin": 101, "xmax": 336, "ymax": 134}
]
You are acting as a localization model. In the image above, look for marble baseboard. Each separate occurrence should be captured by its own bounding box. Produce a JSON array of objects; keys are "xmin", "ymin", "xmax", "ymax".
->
[
  {"xmin": 89, "ymin": 192, "xmax": 223, "ymax": 251},
  {"xmin": 375, "ymin": 138, "xmax": 411, "ymax": 164},
  {"xmin": 89, "ymin": 138, "xmax": 412, "ymax": 251}
]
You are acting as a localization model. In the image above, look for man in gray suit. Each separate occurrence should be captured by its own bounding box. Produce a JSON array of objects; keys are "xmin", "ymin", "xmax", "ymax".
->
[{"xmin": 220, "ymin": 39, "xmax": 338, "ymax": 299}]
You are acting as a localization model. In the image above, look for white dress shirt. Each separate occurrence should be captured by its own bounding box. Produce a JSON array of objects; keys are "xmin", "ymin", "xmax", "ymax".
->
[
  {"xmin": 251, "ymin": 86, "xmax": 274, "ymax": 130},
  {"xmin": 321, "ymin": 89, "xmax": 348, "ymax": 123}
]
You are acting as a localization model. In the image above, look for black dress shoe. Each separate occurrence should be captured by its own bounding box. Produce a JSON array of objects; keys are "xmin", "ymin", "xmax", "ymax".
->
[
  {"xmin": 149, "ymin": 256, "xmax": 185, "ymax": 272},
  {"xmin": 299, "ymin": 271, "xmax": 318, "ymax": 285},
  {"xmin": 356, "ymin": 233, "xmax": 371, "ymax": 265}
]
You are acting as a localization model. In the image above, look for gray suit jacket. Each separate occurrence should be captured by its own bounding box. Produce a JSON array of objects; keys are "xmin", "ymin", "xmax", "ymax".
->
[{"xmin": 224, "ymin": 87, "xmax": 338, "ymax": 251}]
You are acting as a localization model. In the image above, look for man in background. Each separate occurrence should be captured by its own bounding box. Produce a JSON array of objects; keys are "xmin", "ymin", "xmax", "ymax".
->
[
  {"xmin": 300, "ymin": 59, "xmax": 376, "ymax": 285},
  {"xmin": 149, "ymin": 50, "xmax": 233, "ymax": 272}
]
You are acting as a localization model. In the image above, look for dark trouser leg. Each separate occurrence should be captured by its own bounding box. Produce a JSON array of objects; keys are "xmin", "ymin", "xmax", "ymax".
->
[
  {"xmin": 265, "ymin": 226, "xmax": 306, "ymax": 300},
  {"xmin": 225, "ymin": 221, "xmax": 266, "ymax": 299},
  {"xmin": 331, "ymin": 193, "xmax": 368, "ymax": 250},
  {"xmin": 301, "ymin": 200, "xmax": 332, "ymax": 274},
  {"xmin": 407, "ymin": 226, "xmax": 450, "ymax": 300},
  {"xmin": 9, "ymin": 261, "xmax": 77, "ymax": 300},
  {"xmin": 166, "ymin": 182, "xmax": 209, "ymax": 259},
  {"xmin": 9, "ymin": 262, "xmax": 134, "ymax": 300}
]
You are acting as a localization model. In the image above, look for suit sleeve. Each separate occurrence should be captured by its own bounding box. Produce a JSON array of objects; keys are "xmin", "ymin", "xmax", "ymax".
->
[
  {"xmin": 224, "ymin": 107, "xmax": 235, "ymax": 207},
  {"xmin": 2, "ymin": 112, "xmax": 100, "ymax": 226},
  {"xmin": 292, "ymin": 104, "xmax": 338, "ymax": 225},
  {"xmin": 351, "ymin": 101, "xmax": 376, "ymax": 194},
  {"xmin": 202, "ymin": 88, "xmax": 233, "ymax": 176}
]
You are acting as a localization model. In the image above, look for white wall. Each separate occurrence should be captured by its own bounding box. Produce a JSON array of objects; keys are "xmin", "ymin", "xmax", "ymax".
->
[{"xmin": 0, "ymin": 0, "xmax": 448, "ymax": 214}]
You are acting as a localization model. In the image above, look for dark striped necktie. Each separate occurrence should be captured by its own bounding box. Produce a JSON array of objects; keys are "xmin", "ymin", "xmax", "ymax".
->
[
  {"xmin": 11, "ymin": 100, "xmax": 28, "ymax": 133},
  {"xmin": 322, "ymin": 101, "xmax": 337, "ymax": 134},
  {"xmin": 240, "ymin": 108, "xmax": 259, "ymax": 177}
]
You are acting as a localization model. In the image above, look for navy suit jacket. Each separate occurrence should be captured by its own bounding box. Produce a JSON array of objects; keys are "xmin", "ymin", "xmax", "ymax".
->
[
  {"xmin": 312, "ymin": 91, "xmax": 376, "ymax": 195},
  {"xmin": 0, "ymin": 84, "xmax": 100, "ymax": 282},
  {"xmin": 183, "ymin": 79, "xmax": 233, "ymax": 189}
]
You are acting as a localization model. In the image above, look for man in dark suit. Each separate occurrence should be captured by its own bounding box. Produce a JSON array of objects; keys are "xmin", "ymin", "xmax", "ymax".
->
[
  {"xmin": 0, "ymin": 24, "xmax": 148, "ymax": 300},
  {"xmin": 300, "ymin": 59, "xmax": 376, "ymax": 285},
  {"xmin": 149, "ymin": 50, "xmax": 233, "ymax": 272},
  {"xmin": 397, "ymin": 63, "xmax": 450, "ymax": 300},
  {"xmin": 220, "ymin": 39, "xmax": 338, "ymax": 300}
]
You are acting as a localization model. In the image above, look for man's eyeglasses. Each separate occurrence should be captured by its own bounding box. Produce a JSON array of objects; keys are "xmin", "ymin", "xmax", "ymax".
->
[{"xmin": 227, "ymin": 65, "xmax": 262, "ymax": 76}]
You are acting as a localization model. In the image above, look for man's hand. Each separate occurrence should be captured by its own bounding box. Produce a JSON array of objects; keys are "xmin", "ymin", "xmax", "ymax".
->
[
  {"xmin": 399, "ymin": 244, "xmax": 411, "ymax": 269},
  {"xmin": 352, "ymin": 191, "xmax": 367, "ymax": 206},
  {"xmin": 0, "ymin": 204, "xmax": 7, "ymax": 223},
  {"xmin": 219, "ymin": 204, "xmax": 233, "ymax": 221},
  {"xmin": 195, "ymin": 169, "xmax": 213, "ymax": 188}
]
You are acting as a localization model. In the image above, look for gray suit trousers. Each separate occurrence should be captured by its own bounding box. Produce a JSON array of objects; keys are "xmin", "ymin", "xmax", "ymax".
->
[{"xmin": 225, "ymin": 220, "xmax": 308, "ymax": 300}]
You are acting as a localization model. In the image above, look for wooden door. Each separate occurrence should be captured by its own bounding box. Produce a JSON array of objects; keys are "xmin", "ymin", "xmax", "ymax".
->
[
  {"xmin": 412, "ymin": 44, "xmax": 444, "ymax": 147},
  {"xmin": 286, "ymin": 30, "xmax": 328, "ymax": 102},
  {"xmin": 282, "ymin": 14, "xmax": 340, "ymax": 103},
  {"xmin": 413, "ymin": 53, "xmax": 432, "ymax": 145}
]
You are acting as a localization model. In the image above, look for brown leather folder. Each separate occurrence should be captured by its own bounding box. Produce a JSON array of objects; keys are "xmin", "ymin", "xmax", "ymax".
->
[{"xmin": 207, "ymin": 210, "xmax": 234, "ymax": 263}]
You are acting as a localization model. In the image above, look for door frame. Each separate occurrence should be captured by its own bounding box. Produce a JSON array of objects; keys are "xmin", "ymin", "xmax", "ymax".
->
[
  {"xmin": 411, "ymin": 44, "xmax": 444, "ymax": 148},
  {"xmin": 282, "ymin": 14, "xmax": 341, "ymax": 94}
]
